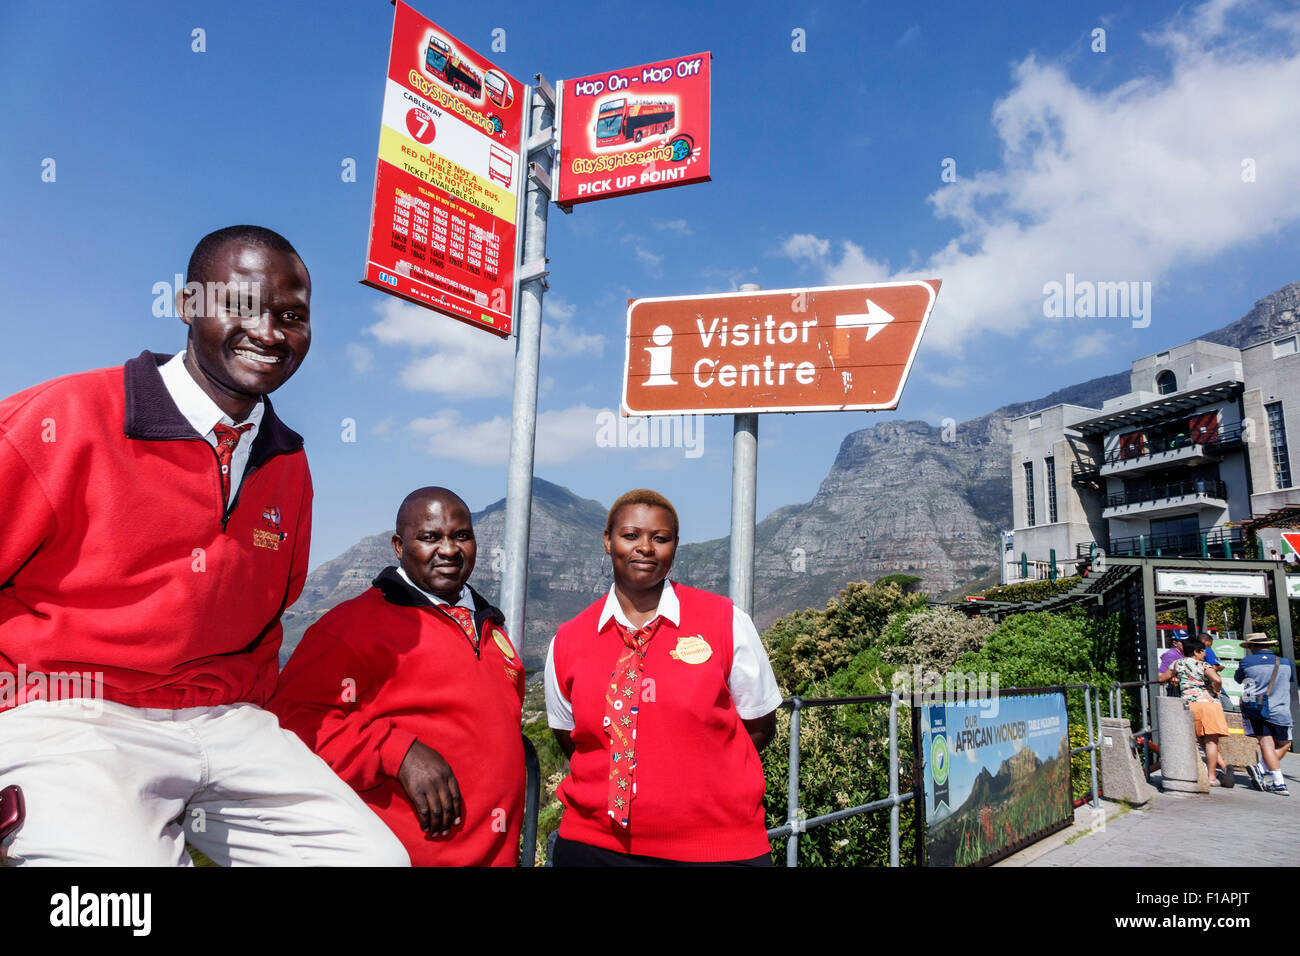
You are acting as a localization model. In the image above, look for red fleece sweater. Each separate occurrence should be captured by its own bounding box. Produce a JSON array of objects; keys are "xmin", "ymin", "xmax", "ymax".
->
[
  {"xmin": 0, "ymin": 353, "xmax": 312, "ymax": 710},
  {"xmin": 269, "ymin": 570, "xmax": 526, "ymax": 867},
  {"xmin": 551, "ymin": 583, "xmax": 770, "ymax": 861}
]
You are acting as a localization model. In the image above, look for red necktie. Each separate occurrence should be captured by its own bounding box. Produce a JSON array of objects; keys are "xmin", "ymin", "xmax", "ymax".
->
[
  {"xmin": 445, "ymin": 605, "xmax": 479, "ymax": 651},
  {"xmin": 212, "ymin": 423, "xmax": 253, "ymax": 506},
  {"xmin": 604, "ymin": 618, "xmax": 659, "ymax": 829}
]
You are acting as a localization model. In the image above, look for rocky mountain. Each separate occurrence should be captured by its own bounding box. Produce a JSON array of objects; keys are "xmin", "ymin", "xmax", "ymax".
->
[
  {"xmin": 1200, "ymin": 282, "xmax": 1300, "ymax": 349},
  {"xmin": 281, "ymin": 283, "xmax": 1300, "ymax": 668}
]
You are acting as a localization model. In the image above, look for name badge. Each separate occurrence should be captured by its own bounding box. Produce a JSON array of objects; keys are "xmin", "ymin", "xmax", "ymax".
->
[{"xmin": 670, "ymin": 635, "xmax": 712, "ymax": 664}]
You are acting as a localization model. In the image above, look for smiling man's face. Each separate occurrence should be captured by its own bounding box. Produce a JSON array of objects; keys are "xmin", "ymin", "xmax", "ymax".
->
[
  {"xmin": 179, "ymin": 239, "xmax": 311, "ymax": 421},
  {"xmin": 392, "ymin": 491, "xmax": 477, "ymax": 602}
]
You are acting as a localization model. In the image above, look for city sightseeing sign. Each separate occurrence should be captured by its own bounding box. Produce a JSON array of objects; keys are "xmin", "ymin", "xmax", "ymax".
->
[{"xmin": 621, "ymin": 281, "xmax": 941, "ymax": 416}]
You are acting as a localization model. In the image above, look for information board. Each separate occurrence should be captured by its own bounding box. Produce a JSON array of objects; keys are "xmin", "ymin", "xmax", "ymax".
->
[{"xmin": 362, "ymin": 1, "xmax": 523, "ymax": 337}]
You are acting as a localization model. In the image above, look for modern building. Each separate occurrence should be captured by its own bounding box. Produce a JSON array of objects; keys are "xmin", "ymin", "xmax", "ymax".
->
[{"xmin": 1005, "ymin": 331, "xmax": 1300, "ymax": 582}]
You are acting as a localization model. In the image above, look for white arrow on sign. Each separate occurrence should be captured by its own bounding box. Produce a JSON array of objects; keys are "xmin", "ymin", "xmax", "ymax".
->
[{"xmin": 835, "ymin": 299, "xmax": 895, "ymax": 342}]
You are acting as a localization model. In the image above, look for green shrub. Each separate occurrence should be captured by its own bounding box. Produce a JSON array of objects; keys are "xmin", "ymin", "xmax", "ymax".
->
[
  {"xmin": 980, "ymin": 576, "xmax": 1081, "ymax": 604},
  {"xmin": 874, "ymin": 573, "xmax": 923, "ymax": 594},
  {"xmin": 763, "ymin": 582, "xmax": 926, "ymax": 696},
  {"xmin": 879, "ymin": 606, "xmax": 997, "ymax": 679},
  {"xmin": 762, "ymin": 690, "xmax": 917, "ymax": 867}
]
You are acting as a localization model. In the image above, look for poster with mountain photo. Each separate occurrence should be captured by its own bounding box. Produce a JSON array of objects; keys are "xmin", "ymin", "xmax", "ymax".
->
[{"xmin": 921, "ymin": 693, "xmax": 1072, "ymax": 867}]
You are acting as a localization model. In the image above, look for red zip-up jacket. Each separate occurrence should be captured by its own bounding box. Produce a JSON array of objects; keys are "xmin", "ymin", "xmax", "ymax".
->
[
  {"xmin": 269, "ymin": 569, "xmax": 526, "ymax": 866},
  {"xmin": 0, "ymin": 351, "xmax": 312, "ymax": 710}
]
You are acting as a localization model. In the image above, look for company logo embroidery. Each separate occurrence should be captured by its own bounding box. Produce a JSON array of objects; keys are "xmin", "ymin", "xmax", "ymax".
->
[
  {"xmin": 669, "ymin": 635, "xmax": 711, "ymax": 664},
  {"xmin": 255, "ymin": 505, "xmax": 288, "ymax": 549},
  {"xmin": 503, "ymin": 664, "xmax": 520, "ymax": 684},
  {"xmin": 253, "ymin": 529, "xmax": 287, "ymax": 550},
  {"xmin": 492, "ymin": 629, "xmax": 515, "ymax": 659}
]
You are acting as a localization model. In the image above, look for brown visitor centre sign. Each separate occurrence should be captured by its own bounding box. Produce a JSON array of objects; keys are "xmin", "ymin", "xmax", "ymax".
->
[{"xmin": 621, "ymin": 280, "xmax": 941, "ymax": 416}]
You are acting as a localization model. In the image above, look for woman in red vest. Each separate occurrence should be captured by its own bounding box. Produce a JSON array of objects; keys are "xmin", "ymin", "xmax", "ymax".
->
[{"xmin": 544, "ymin": 488, "xmax": 784, "ymax": 865}]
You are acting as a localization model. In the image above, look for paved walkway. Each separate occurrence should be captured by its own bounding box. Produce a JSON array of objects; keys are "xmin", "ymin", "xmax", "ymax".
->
[{"xmin": 999, "ymin": 753, "xmax": 1300, "ymax": 867}]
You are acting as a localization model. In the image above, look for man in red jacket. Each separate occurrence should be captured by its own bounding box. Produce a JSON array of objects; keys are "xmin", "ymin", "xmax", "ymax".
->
[
  {"xmin": 270, "ymin": 487, "xmax": 527, "ymax": 866},
  {"xmin": 0, "ymin": 225, "xmax": 407, "ymax": 866}
]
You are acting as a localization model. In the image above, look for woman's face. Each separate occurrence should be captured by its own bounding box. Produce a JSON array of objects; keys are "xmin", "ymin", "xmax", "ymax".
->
[{"xmin": 605, "ymin": 503, "xmax": 678, "ymax": 592}]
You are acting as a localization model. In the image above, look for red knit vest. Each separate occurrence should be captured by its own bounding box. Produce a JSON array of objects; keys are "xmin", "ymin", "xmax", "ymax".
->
[{"xmin": 552, "ymin": 583, "xmax": 770, "ymax": 861}]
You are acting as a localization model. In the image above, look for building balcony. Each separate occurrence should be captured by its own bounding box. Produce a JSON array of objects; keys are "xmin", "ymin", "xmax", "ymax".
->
[
  {"xmin": 1101, "ymin": 421, "xmax": 1246, "ymax": 477},
  {"xmin": 1076, "ymin": 525, "xmax": 1246, "ymax": 559},
  {"xmin": 1102, "ymin": 478, "xmax": 1228, "ymax": 520},
  {"xmin": 1004, "ymin": 558, "xmax": 1069, "ymax": 585}
]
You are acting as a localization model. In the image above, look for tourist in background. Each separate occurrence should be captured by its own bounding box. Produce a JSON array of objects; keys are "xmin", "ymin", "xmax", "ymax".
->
[{"xmin": 1172, "ymin": 638, "xmax": 1232, "ymax": 788}]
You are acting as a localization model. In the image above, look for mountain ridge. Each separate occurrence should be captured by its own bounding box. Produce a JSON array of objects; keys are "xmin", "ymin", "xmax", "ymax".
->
[{"xmin": 282, "ymin": 283, "xmax": 1300, "ymax": 669}]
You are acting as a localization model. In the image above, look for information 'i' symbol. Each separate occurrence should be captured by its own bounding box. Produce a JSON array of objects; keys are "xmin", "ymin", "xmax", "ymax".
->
[{"xmin": 644, "ymin": 324, "xmax": 677, "ymax": 386}]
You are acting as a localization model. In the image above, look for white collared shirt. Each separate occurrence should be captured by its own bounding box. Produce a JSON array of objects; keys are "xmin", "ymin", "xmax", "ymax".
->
[
  {"xmin": 158, "ymin": 351, "xmax": 264, "ymax": 502},
  {"xmin": 544, "ymin": 580, "xmax": 783, "ymax": 730},
  {"xmin": 395, "ymin": 566, "xmax": 475, "ymax": 611}
]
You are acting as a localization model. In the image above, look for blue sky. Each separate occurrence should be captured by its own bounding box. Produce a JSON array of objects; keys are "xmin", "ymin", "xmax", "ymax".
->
[{"xmin": 3, "ymin": 0, "xmax": 1299, "ymax": 571}]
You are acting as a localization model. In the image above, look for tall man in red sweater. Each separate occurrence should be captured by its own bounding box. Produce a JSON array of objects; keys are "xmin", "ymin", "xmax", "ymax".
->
[
  {"xmin": 0, "ymin": 225, "xmax": 407, "ymax": 866},
  {"xmin": 270, "ymin": 487, "xmax": 527, "ymax": 866}
]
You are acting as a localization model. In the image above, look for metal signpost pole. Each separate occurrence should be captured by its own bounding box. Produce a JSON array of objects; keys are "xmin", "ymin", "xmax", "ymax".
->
[
  {"xmin": 501, "ymin": 77, "xmax": 556, "ymax": 648},
  {"xmin": 729, "ymin": 282, "xmax": 761, "ymax": 615}
]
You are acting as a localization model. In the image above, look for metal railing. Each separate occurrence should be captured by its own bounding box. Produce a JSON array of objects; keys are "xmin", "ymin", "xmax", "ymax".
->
[
  {"xmin": 1077, "ymin": 525, "xmax": 1245, "ymax": 559},
  {"xmin": 767, "ymin": 684, "xmax": 1103, "ymax": 867},
  {"xmin": 1071, "ymin": 422, "xmax": 1245, "ymax": 483},
  {"xmin": 1105, "ymin": 478, "xmax": 1226, "ymax": 509},
  {"xmin": 766, "ymin": 692, "xmax": 916, "ymax": 867},
  {"xmin": 1004, "ymin": 558, "xmax": 1066, "ymax": 585}
]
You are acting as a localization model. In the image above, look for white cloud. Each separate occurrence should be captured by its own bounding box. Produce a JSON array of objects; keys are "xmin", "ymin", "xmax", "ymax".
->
[
  {"xmin": 345, "ymin": 343, "xmax": 374, "ymax": 373},
  {"xmin": 655, "ymin": 219, "xmax": 693, "ymax": 236},
  {"xmin": 621, "ymin": 233, "xmax": 664, "ymax": 275},
  {"xmin": 778, "ymin": 0, "xmax": 1300, "ymax": 353},
  {"xmin": 365, "ymin": 299, "xmax": 514, "ymax": 396},
  {"xmin": 780, "ymin": 233, "xmax": 830, "ymax": 261},
  {"xmin": 541, "ymin": 296, "xmax": 605, "ymax": 358},
  {"xmin": 408, "ymin": 404, "xmax": 604, "ymax": 465}
]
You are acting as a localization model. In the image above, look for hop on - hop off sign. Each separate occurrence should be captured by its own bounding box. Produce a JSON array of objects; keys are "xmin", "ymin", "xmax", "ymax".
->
[
  {"xmin": 555, "ymin": 52, "xmax": 711, "ymax": 206},
  {"xmin": 621, "ymin": 280, "xmax": 941, "ymax": 415}
]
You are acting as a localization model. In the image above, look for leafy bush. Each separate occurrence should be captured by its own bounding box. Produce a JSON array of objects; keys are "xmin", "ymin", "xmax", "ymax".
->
[
  {"xmin": 522, "ymin": 717, "xmax": 568, "ymax": 866},
  {"xmin": 762, "ymin": 689, "xmax": 918, "ymax": 867},
  {"xmin": 763, "ymin": 582, "xmax": 926, "ymax": 696},
  {"xmin": 958, "ymin": 611, "xmax": 1124, "ymax": 802},
  {"xmin": 879, "ymin": 606, "xmax": 997, "ymax": 680},
  {"xmin": 980, "ymin": 576, "xmax": 1082, "ymax": 604},
  {"xmin": 874, "ymin": 573, "xmax": 923, "ymax": 594}
]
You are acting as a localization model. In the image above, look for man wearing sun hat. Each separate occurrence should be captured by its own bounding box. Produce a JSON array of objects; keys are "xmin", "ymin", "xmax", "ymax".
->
[{"xmin": 1236, "ymin": 633, "xmax": 1295, "ymax": 795}]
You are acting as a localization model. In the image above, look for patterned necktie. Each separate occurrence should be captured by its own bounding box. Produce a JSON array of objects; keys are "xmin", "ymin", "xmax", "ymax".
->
[
  {"xmin": 445, "ymin": 605, "xmax": 479, "ymax": 651},
  {"xmin": 212, "ymin": 423, "xmax": 254, "ymax": 506},
  {"xmin": 604, "ymin": 617, "xmax": 660, "ymax": 829}
]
